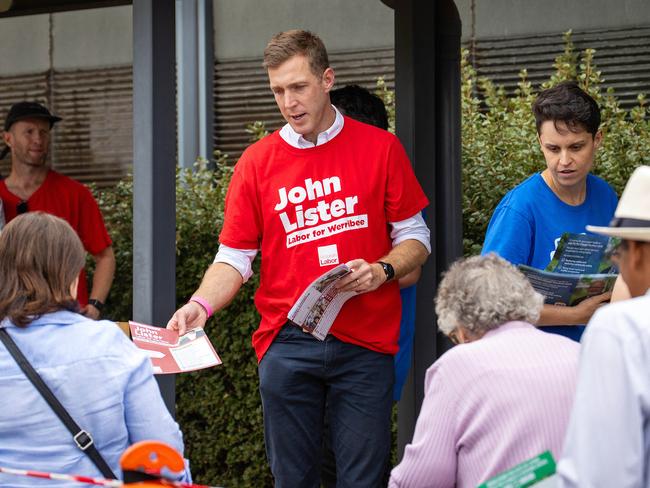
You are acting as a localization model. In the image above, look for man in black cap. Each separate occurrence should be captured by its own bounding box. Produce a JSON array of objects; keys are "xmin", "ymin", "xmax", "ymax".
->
[{"xmin": 0, "ymin": 101, "xmax": 115, "ymax": 318}]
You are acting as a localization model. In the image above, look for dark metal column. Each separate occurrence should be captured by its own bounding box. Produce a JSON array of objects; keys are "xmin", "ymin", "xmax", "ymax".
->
[
  {"xmin": 176, "ymin": 0, "xmax": 214, "ymax": 168},
  {"xmin": 392, "ymin": 0, "xmax": 462, "ymax": 459},
  {"xmin": 132, "ymin": 0, "xmax": 177, "ymax": 415}
]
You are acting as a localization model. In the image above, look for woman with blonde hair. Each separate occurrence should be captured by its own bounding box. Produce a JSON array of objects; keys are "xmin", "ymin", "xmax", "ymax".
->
[
  {"xmin": 0, "ymin": 212, "xmax": 190, "ymax": 486},
  {"xmin": 389, "ymin": 254, "xmax": 579, "ymax": 488}
]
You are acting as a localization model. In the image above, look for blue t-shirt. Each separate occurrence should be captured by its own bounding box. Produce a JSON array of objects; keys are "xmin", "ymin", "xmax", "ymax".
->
[
  {"xmin": 393, "ymin": 285, "xmax": 416, "ymax": 401},
  {"xmin": 482, "ymin": 172, "xmax": 618, "ymax": 341}
]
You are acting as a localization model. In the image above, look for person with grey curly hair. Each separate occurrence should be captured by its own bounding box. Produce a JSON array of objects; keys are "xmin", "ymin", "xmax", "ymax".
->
[
  {"xmin": 389, "ymin": 254, "xmax": 579, "ymax": 488},
  {"xmin": 435, "ymin": 253, "xmax": 543, "ymax": 342}
]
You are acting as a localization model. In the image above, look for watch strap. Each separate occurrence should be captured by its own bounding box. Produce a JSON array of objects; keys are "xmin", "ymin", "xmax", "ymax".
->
[
  {"xmin": 88, "ymin": 298, "xmax": 104, "ymax": 311},
  {"xmin": 377, "ymin": 261, "xmax": 395, "ymax": 281}
]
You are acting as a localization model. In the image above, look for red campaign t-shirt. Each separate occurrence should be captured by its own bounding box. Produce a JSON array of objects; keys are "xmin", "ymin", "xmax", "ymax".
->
[
  {"xmin": 0, "ymin": 170, "xmax": 112, "ymax": 306},
  {"xmin": 219, "ymin": 117, "xmax": 429, "ymax": 361}
]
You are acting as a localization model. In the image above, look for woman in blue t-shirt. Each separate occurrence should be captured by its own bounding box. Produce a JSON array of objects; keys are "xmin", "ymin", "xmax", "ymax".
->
[{"xmin": 482, "ymin": 82, "xmax": 618, "ymax": 341}]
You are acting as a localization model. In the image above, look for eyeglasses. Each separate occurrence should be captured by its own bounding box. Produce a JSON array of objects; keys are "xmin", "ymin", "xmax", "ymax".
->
[{"xmin": 16, "ymin": 201, "xmax": 28, "ymax": 215}]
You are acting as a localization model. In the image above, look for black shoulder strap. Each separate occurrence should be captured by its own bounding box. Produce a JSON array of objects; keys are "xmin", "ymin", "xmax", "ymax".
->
[{"xmin": 0, "ymin": 328, "xmax": 117, "ymax": 479}]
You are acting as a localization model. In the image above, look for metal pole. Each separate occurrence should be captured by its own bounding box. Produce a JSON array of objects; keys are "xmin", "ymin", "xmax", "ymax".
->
[
  {"xmin": 394, "ymin": 0, "xmax": 462, "ymax": 459},
  {"xmin": 176, "ymin": 0, "xmax": 214, "ymax": 169},
  {"xmin": 132, "ymin": 0, "xmax": 177, "ymax": 415}
]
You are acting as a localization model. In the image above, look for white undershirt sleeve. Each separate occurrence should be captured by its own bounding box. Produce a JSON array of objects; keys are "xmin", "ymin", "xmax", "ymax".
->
[
  {"xmin": 213, "ymin": 244, "xmax": 258, "ymax": 283},
  {"xmin": 390, "ymin": 212, "xmax": 431, "ymax": 253}
]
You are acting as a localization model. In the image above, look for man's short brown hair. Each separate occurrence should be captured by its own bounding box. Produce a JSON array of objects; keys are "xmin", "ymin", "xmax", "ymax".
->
[{"xmin": 263, "ymin": 29, "xmax": 329, "ymax": 76}]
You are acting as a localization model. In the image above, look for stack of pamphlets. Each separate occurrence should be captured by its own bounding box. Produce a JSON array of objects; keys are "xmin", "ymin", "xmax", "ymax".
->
[
  {"xmin": 518, "ymin": 232, "xmax": 619, "ymax": 306},
  {"xmin": 287, "ymin": 264, "xmax": 356, "ymax": 340}
]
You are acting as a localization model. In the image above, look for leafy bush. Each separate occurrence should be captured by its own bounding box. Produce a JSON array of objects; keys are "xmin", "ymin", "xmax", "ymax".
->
[{"xmin": 94, "ymin": 32, "xmax": 650, "ymax": 487}]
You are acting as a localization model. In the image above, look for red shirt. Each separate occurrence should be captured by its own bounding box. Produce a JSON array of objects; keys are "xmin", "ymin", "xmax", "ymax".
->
[
  {"xmin": 220, "ymin": 117, "xmax": 429, "ymax": 361},
  {"xmin": 0, "ymin": 170, "xmax": 112, "ymax": 305}
]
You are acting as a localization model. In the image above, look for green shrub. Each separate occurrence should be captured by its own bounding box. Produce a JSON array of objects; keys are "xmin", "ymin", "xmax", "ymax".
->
[{"xmin": 94, "ymin": 31, "xmax": 650, "ymax": 487}]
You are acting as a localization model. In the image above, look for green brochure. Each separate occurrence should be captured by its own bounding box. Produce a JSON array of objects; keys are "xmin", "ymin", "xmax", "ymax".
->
[{"xmin": 477, "ymin": 451, "xmax": 556, "ymax": 488}]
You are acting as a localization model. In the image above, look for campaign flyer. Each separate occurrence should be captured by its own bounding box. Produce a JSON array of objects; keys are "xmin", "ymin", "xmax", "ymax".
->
[{"xmin": 129, "ymin": 321, "xmax": 222, "ymax": 374}]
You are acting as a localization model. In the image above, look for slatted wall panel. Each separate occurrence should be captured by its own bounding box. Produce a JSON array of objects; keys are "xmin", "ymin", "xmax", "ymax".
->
[
  {"xmin": 0, "ymin": 72, "xmax": 48, "ymax": 176},
  {"xmin": 214, "ymin": 47, "xmax": 395, "ymax": 163},
  {"xmin": 51, "ymin": 66, "xmax": 133, "ymax": 187},
  {"xmin": 2, "ymin": 27, "xmax": 649, "ymax": 186},
  {"xmin": 472, "ymin": 26, "xmax": 650, "ymax": 108}
]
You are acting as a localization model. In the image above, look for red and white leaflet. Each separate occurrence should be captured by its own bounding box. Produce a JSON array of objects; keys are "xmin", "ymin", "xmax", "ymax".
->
[
  {"xmin": 287, "ymin": 264, "xmax": 356, "ymax": 340},
  {"xmin": 129, "ymin": 321, "xmax": 222, "ymax": 374}
]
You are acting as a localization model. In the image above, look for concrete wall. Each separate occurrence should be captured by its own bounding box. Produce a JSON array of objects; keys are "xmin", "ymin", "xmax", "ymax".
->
[
  {"xmin": 213, "ymin": 0, "xmax": 394, "ymax": 61},
  {"xmin": 456, "ymin": 0, "xmax": 650, "ymax": 40},
  {"xmin": 0, "ymin": 14, "xmax": 49, "ymax": 75},
  {"xmin": 53, "ymin": 6, "xmax": 132, "ymax": 69},
  {"xmin": 214, "ymin": 0, "xmax": 650, "ymax": 59},
  {"xmin": 0, "ymin": 5, "xmax": 132, "ymax": 75},
  {"xmin": 1, "ymin": 0, "xmax": 650, "ymax": 75},
  {"xmin": 0, "ymin": 1, "xmax": 394, "ymax": 75}
]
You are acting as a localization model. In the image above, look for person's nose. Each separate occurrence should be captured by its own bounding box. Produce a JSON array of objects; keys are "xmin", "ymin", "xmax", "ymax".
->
[
  {"xmin": 558, "ymin": 149, "xmax": 572, "ymax": 166},
  {"xmin": 31, "ymin": 132, "xmax": 45, "ymax": 146},
  {"xmin": 283, "ymin": 91, "xmax": 298, "ymax": 110}
]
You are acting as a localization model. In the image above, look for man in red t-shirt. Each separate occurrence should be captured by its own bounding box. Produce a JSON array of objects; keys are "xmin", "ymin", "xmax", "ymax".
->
[
  {"xmin": 168, "ymin": 30, "xmax": 430, "ymax": 487},
  {"xmin": 0, "ymin": 102, "xmax": 114, "ymax": 318}
]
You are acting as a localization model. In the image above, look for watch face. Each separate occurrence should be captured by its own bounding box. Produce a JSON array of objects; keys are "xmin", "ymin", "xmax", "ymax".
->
[{"xmin": 379, "ymin": 261, "xmax": 394, "ymax": 280}]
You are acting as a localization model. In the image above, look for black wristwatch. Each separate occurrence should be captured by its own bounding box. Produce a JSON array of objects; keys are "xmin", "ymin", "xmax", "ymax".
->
[
  {"xmin": 88, "ymin": 298, "xmax": 105, "ymax": 312},
  {"xmin": 377, "ymin": 261, "xmax": 395, "ymax": 281}
]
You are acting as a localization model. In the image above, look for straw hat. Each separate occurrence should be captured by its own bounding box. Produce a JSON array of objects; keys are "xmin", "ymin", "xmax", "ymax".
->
[{"xmin": 587, "ymin": 165, "xmax": 650, "ymax": 242}]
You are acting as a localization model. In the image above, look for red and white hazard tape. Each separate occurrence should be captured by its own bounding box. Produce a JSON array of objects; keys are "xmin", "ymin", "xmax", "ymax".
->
[
  {"xmin": 0, "ymin": 466, "xmax": 122, "ymax": 486},
  {"xmin": 0, "ymin": 466, "xmax": 222, "ymax": 488}
]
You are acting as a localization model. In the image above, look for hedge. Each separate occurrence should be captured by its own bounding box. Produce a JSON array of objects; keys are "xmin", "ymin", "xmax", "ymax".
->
[{"xmin": 93, "ymin": 32, "xmax": 649, "ymax": 487}]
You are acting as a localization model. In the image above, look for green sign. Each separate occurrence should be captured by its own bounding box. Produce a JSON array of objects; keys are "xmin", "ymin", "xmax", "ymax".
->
[{"xmin": 477, "ymin": 451, "xmax": 556, "ymax": 488}]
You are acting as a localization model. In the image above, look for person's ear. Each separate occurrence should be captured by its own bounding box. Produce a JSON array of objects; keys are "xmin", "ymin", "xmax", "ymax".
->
[
  {"xmin": 69, "ymin": 276, "xmax": 79, "ymax": 299},
  {"xmin": 3, "ymin": 130, "xmax": 12, "ymax": 149},
  {"xmin": 593, "ymin": 130, "xmax": 603, "ymax": 149},
  {"xmin": 456, "ymin": 327, "xmax": 470, "ymax": 344},
  {"xmin": 322, "ymin": 67, "xmax": 335, "ymax": 92},
  {"xmin": 630, "ymin": 241, "xmax": 650, "ymax": 269}
]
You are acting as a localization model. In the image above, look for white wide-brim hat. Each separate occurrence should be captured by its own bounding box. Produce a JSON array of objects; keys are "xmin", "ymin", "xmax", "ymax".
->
[{"xmin": 587, "ymin": 165, "xmax": 650, "ymax": 242}]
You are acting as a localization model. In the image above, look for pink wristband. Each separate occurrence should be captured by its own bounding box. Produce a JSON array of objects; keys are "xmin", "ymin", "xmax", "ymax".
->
[{"xmin": 189, "ymin": 296, "xmax": 213, "ymax": 318}]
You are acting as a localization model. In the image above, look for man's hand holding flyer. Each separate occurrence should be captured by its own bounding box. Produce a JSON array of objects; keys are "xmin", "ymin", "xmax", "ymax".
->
[
  {"xmin": 288, "ymin": 264, "xmax": 357, "ymax": 340},
  {"xmin": 129, "ymin": 321, "xmax": 222, "ymax": 374}
]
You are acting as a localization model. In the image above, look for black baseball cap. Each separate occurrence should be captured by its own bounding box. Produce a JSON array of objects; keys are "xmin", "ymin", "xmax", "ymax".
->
[{"xmin": 4, "ymin": 101, "xmax": 62, "ymax": 132}]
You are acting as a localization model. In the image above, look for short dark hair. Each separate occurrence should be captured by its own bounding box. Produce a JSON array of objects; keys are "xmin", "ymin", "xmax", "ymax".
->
[
  {"xmin": 0, "ymin": 212, "xmax": 84, "ymax": 327},
  {"xmin": 263, "ymin": 30, "xmax": 329, "ymax": 77},
  {"xmin": 532, "ymin": 81, "xmax": 601, "ymax": 137},
  {"xmin": 330, "ymin": 85, "xmax": 388, "ymax": 130}
]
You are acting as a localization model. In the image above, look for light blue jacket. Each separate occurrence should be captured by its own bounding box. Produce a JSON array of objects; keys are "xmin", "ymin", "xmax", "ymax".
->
[{"xmin": 0, "ymin": 310, "xmax": 190, "ymax": 486}]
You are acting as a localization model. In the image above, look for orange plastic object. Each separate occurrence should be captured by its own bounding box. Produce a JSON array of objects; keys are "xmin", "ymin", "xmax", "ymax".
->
[{"xmin": 121, "ymin": 440, "xmax": 185, "ymax": 486}]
